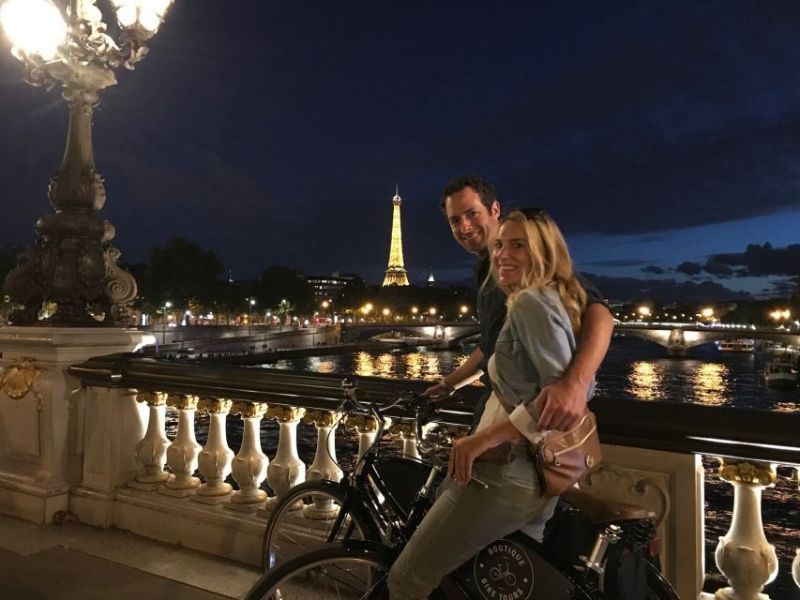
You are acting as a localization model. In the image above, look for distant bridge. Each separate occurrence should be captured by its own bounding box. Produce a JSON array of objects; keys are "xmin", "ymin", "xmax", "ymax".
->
[
  {"xmin": 341, "ymin": 322, "xmax": 480, "ymax": 348},
  {"xmin": 616, "ymin": 322, "xmax": 800, "ymax": 356},
  {"xmin": 343, "ymin": 321, "xmax": 800, "ymax": 357}
]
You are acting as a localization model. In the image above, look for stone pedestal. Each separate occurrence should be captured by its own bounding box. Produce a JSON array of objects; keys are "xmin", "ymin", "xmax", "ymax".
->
[{"xmin": 0, "ymin": 327, "xmax": 153, "ymax": 524}]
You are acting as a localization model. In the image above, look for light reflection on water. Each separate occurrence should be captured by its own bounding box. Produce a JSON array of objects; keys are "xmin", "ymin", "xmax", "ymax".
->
[{"xmin": 627, "ymin": 361, "xmax": 664, "ymax": 401}]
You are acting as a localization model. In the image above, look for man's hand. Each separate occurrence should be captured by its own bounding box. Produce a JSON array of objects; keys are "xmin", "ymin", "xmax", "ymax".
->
[
  {"xmin": 423, "ymin": 381, "xmax": 452, "ymax": 402},
  {"xmin": 534, "ymin": 378, "xmax": 587, "ymax": 431}
]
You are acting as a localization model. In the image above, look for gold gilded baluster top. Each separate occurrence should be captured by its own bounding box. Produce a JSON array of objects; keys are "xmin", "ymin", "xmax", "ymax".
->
[
  {"xmin": 198, "ymin": 398, "xmax": 233, "ymax": 415},
  {"xmin": 303, "ymin": 409, "xmax": 342, "ymax": 428},
  {"xmin": 718, "ymin": 459, "xmax": 777, "ymax": 486},
  {"xmin": 166, "ymin": 394, "xmax": 199, "ymax": 410},
  {"xmin": 267, "ymin": 405, "xmax": 306, "ymax": 423},
  {"xmin": 232, "ymin": 401, "xmax": 268, "ymax": 419},
  {"xmin": 137, "ymin": 391, "xmax": 168, "ymax": 407}
]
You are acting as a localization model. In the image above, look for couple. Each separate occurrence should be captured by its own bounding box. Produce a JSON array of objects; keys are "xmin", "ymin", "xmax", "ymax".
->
[{"xmin": 387, "ymin": 176, "xmax": 614, "ymax": 599}]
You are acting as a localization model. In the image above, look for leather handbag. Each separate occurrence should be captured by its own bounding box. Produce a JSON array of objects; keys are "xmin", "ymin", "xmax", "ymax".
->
[{"xmin": 534, "ymin": 411, "xmax": 602, "ymax": 496}]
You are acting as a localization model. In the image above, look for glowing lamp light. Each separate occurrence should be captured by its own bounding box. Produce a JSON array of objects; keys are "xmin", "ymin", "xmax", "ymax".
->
[
  {"xmin": 637, "ymin": 306, "xmax": 651, "ymax": 317},
  {"xmin": 460, "ymin": 305, "xmax": 469, "ymax": 314},
  {"xmin": 0, "ymin": 0, "xmax": 67, "ymax": 61},
  {"xmin": 382, "ymin": 308, "xmax": 390, "ymax": 316},
  {"xmin": 110, "ymin": 0, "xmax": 173, "ymax": 33},
  {"xmin": 700, "ymin": 307, "xmax": 714, "ymax": 319}
]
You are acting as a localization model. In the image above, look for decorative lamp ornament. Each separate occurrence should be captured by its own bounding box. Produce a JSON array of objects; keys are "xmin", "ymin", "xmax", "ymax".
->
[{"xmin": 0, "ymin": 0, "xmax": 174, "ymax": 325}]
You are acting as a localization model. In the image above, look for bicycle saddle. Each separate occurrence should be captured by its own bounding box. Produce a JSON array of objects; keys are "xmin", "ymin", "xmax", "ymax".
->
[{"xmin": 561, "ymin": 488, "xmax": 655, "ymax": 524}]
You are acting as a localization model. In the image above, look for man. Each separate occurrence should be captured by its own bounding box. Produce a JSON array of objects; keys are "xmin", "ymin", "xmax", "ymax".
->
[{"xmin": 425, "ymin": 175, "xmax": 613, "ymax": 432}]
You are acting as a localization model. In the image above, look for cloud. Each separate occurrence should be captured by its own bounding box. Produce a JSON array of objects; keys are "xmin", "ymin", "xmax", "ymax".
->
[
  {"xmin": 584, "ymin": 274, "xmax": 751, "ymax": 303},
  {"xmin": 641, "ymin": 265, "xmax": 665, "ymax": 275},
  {"xmin": 583, "ymin": 258, "xmax": 653, "ymax": 267},
  {"xmin": 709, "ymin": 243, "xmax": 800, "ymax": 277},
  {"xmin": 676, "ymin": 261, "xmax": 702, "ymax": 276},
  {"xmin": 702, "ymin": 262, "xmax": 735, "ymax": 278}
]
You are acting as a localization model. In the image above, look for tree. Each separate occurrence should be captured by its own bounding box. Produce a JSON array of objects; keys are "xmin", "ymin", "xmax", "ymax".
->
[
  {"xmin": 258, "ymin": 266, "xmax": 314, "ymax": 314},
  {"xmin": 140, "ymin": 237, "xmax": 224, "ymax": 313}
]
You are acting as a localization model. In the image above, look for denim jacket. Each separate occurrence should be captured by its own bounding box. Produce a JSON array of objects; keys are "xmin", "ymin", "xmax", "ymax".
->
[{"xmin": 490, "ymin": 286, "xmax": 596, "ymax": 444}]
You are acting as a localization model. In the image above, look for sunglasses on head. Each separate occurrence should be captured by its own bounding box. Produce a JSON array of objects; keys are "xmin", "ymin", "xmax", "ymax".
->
[{"xmin": 508, "ymin": 206, "xmax": 546, "ymax": 221}]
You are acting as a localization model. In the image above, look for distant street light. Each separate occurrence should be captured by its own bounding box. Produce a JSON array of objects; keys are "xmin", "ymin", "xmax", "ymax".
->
[
  {"xmin": 162, "ymin": 301, "xmax": 172, "ymax": 345},
  {"xmin": 637, "ymin": 306, "xmax": 651, "ymax": 319},
  {"xmin": 0, "ymin": 0, "xmax": 174, "ymax": 325}
]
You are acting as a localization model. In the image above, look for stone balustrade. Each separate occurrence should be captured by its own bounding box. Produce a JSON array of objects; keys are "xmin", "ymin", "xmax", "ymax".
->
[{"xmin": 0, "ymin": 345, "xmax": 797, "ymax": 599}]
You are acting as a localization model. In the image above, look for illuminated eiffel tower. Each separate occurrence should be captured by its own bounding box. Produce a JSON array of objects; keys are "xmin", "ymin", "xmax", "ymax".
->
[{"xmin": 382, "ymin": 185, "xmax": 410, "ymax": 287}]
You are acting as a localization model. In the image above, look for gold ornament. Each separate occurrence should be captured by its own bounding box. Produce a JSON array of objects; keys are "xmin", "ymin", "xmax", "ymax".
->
[
  {"xmin": 718, "ymin": 460, "xmax": 776, "ymax": 486},
  {"xmin": 198, "ymin": 398, "xmax": 233, "ymax": 415},
  {"xmin": 303, "ymin": 409, "xmax": 341, "ymax": 428},
  {"xmin": 166, "ymin": 394, "xmax": 199, "ymax": 410},
  {"xmin": 267, "ymin": 405, "xmax": 305, "ymax": 423},
  {"xmin": 0, "ymin": 358, "xmax": 40, "ymax": 401},
  {"xmin": 232, "ymin": 401, "xmax": 267, "ymax": 419},
  {"xmin": 136, "ymin": 391, "xmax": 168, "ymax": 407}
]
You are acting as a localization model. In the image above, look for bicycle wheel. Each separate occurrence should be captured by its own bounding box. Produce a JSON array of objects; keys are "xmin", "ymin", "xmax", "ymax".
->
[
  {"xmin": 261, "ymin": 479, "xmax": 377, "ymax": 569},
  {"xmin": 246, "ymin": 543, "xmax": 392, "ymax": 600},
  {"xmin": 645, "ymin": 561, "xmax": 680, "ymax": 600}
]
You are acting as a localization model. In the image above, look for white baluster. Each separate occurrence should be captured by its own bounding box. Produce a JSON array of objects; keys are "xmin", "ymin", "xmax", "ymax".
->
[
  {"xmin": 793, "ymin": 549, "xmax": 800, "ymax": 589},
  {"xmin": 794, "ymin": 467, "xmax": 800, "ymax": 590},
  {"xmin": 344, "ymin": 414, "xmax": 384, "ymax": 459},
  {"xmin": 160, "ymin": 394, "xmax": 202, "ymax": 497},
  {"xmin": 227, "ymin": 402, "xmax": 269, "ymax": 512},
  {"xmin": 714, "ymin": 460, "xmax": 778, "ymax": 600},
  {"xmin": 302, "ymin": 409, "xmax": 343, "ymax": 519},
  {"xmin": 128, "ymin": 391, "xmax": 170, "ymax": 490},
  {"xmin": 193, "ymin": 398, "xmax": 234, "ymax": 504},
  {"xmin": 265, "ymin": 406, "xmax": 306, "ymax": 509},
  {"xmin": 392, "ymin": 421, "xmax": 419, "ymax": 459}
]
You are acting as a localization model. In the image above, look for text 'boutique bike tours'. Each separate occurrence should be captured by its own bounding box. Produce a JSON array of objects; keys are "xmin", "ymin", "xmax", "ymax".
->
[{"xmin": 246, "ymin": 376, "xmax": 679, "ymax": 600}]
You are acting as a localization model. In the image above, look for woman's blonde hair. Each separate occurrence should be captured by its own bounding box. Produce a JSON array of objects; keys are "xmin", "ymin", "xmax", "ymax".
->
[{"xmin": 490, "ymin": 210, "xmax": 587, "ymax": 333}]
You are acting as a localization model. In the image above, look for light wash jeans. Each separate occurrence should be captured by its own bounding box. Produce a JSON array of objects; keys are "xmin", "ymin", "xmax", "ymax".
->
[{"xmin": 387, "ymin": 447, "xmax": 552, "ymax": 600}]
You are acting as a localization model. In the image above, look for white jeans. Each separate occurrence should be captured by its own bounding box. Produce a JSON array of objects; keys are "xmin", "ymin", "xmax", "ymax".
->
[{"xmin": 387, "ymin": 452, "xmax": 552, "ymax": 600}]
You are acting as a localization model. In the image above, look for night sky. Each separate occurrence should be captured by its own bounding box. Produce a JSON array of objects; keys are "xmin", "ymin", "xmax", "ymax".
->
[{"xmin": 1, "ymin": 0, "xmax": 800, "ymax": 301}]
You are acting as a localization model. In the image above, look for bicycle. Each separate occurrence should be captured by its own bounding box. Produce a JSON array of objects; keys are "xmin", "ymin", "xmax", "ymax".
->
[{"xmin": 248, "ymin": 376, "xmax": 680, "ymax": 600}]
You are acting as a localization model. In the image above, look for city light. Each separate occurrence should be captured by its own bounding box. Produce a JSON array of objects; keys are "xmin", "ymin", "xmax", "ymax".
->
[
  {"xmin": 382, "ymin": 308, "xmax": 391, "ymax": 317},
  {"xmin": 637, "ymin": 306, "xmax": 651, "ymax": 317},
  {"xmin": 460, "ymin": 305, "xmax": 469, "ymax": 315},
  {"xmin": 429, "ymin": 307, "xmax": 437, "ymax": 316},
  {"xmin": 769, "ymin": 308, "xmax": 791, "ymax": 322},
  {"xmin": 0, "ymin": 0, "xmax": 66, "ymax": 61},
  {"xmin": 411, "ymin": 306, "xmax": 419, "ymax": 314},
  {"xmin": 701, "ymin": 307, "xmax": 714, "ymax": 319}
]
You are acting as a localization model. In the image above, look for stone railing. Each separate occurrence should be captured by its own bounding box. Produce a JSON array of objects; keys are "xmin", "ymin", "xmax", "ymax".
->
[{"xmin": 4, "ymin": 349, "xmax": 799, "ymax": 599}]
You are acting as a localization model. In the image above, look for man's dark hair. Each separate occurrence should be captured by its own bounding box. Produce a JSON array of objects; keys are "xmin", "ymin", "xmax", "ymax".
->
[{"xmin": 440, "ymin": 175, "xmax": 498, "ymax": 213}]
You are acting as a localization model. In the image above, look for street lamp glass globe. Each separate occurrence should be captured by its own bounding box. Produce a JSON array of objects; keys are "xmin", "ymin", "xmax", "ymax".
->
[
  {"xmin": 0, "ymin": 0, "xmax": 66, "ymax": 61},
  {"xmin": 110, "ymin": 0, "xmax": 172, "ymax": 32}
]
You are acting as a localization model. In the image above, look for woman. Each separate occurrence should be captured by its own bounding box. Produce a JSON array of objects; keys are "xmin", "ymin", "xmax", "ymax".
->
[{"xmin": 387, "ymin": 209, "xmax": 593, "ymax": 600}]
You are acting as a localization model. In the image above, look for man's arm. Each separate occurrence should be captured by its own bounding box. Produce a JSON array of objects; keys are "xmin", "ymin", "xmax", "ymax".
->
[
  {"xmin": 423, "ymin": 347, "xmax": 484, "ymax": 398},
  {"xmin": 536, "ymin": 303, "xmax": 613, "ymax": 430}
]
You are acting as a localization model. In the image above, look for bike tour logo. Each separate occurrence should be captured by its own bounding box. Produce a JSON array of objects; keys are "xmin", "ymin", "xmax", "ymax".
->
[{"xmin": 473, "ymin": 539, "xmax": 533, "ymax": 600}]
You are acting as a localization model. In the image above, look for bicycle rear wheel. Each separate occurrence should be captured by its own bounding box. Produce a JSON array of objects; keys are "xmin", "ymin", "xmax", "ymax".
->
[
  {"xmin": 645, "ymin": 561, "xmax": 680, "ymax": 600},
  {"xmin": 261, "ymin": 479, "xmax": 376, "ymax": 569},
  {"xmin": 246, "ymin": 544, "xmax": 392, "ymax": 600}
]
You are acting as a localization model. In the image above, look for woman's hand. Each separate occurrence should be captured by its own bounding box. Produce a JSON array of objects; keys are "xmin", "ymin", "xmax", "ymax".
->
[{"xmin": 448, "ymin": 431, "xmax": 494, "ymax": 485}]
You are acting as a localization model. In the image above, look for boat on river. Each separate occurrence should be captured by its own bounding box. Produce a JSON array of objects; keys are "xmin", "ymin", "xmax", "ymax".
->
[
  {"xmin": 717, "ymin": 339, "xmax": 754, "ymax": 353},
  {"xmin": 763, "ymin": 360, "xmax": 799, "ymax": 389}
]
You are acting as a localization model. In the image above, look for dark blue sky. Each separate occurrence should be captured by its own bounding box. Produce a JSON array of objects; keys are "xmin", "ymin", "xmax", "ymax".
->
[{"xmin": 1, "ymin": 1, "xmax": 799, "ymax": 300}]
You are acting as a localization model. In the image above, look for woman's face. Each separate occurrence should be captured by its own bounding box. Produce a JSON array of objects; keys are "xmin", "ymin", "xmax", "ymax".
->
[{"xmin": 493, "ymin": 220, "xmax": 531, "ymax": 287}]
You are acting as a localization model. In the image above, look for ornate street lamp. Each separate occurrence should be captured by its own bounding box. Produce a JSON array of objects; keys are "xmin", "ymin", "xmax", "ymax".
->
[{"xmin": 0, "ymin": 0, "xmax": 174, "ymax": 326}]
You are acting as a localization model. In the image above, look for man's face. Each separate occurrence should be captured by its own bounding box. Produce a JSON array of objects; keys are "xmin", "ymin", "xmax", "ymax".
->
[{"xmin": 444, "ymin": 187, "xmax": 500, "ymax": 254}]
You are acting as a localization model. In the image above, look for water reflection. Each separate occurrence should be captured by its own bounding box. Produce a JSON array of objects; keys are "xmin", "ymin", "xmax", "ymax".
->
[
  {"xmin": 627, "ymin": 361, "xmax": 663, "ymax": 400},
  {"xmin": 306, "ymin": 356, "xmax": 336, "ymax": 373},
  {"xmin": 692, "ymin": 363, "xmax": 728, "ymax": 406},
  {"xmin": 350, "ymin": 351, "xmax": 444, "ymax": 381}
]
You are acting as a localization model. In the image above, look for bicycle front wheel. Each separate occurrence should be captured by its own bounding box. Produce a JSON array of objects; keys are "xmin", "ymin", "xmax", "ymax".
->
[
  {"xmin": 261, "ymin": 479, "xmax": 376, "ymax": 569},
  {"xmin": 246, "ymin": 544, "xmax": 392, "ymax": 600}
]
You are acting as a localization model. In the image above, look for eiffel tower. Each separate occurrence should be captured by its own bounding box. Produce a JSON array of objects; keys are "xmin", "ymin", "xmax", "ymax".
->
[{"xmin": 382, "ymin": 185, "xmax": 410, "ymax": 287}]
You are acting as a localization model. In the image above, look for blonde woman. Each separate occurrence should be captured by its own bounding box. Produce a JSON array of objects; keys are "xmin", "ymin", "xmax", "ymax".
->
[{"xmin": 387, "ymin": 208, "xmax": 594, "ymax": 600}]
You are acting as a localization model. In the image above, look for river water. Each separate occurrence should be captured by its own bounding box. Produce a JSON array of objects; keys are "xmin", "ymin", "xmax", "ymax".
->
[{"xmin": 258, "ymin": 337, "xmax": 799, "ymax": 598}]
